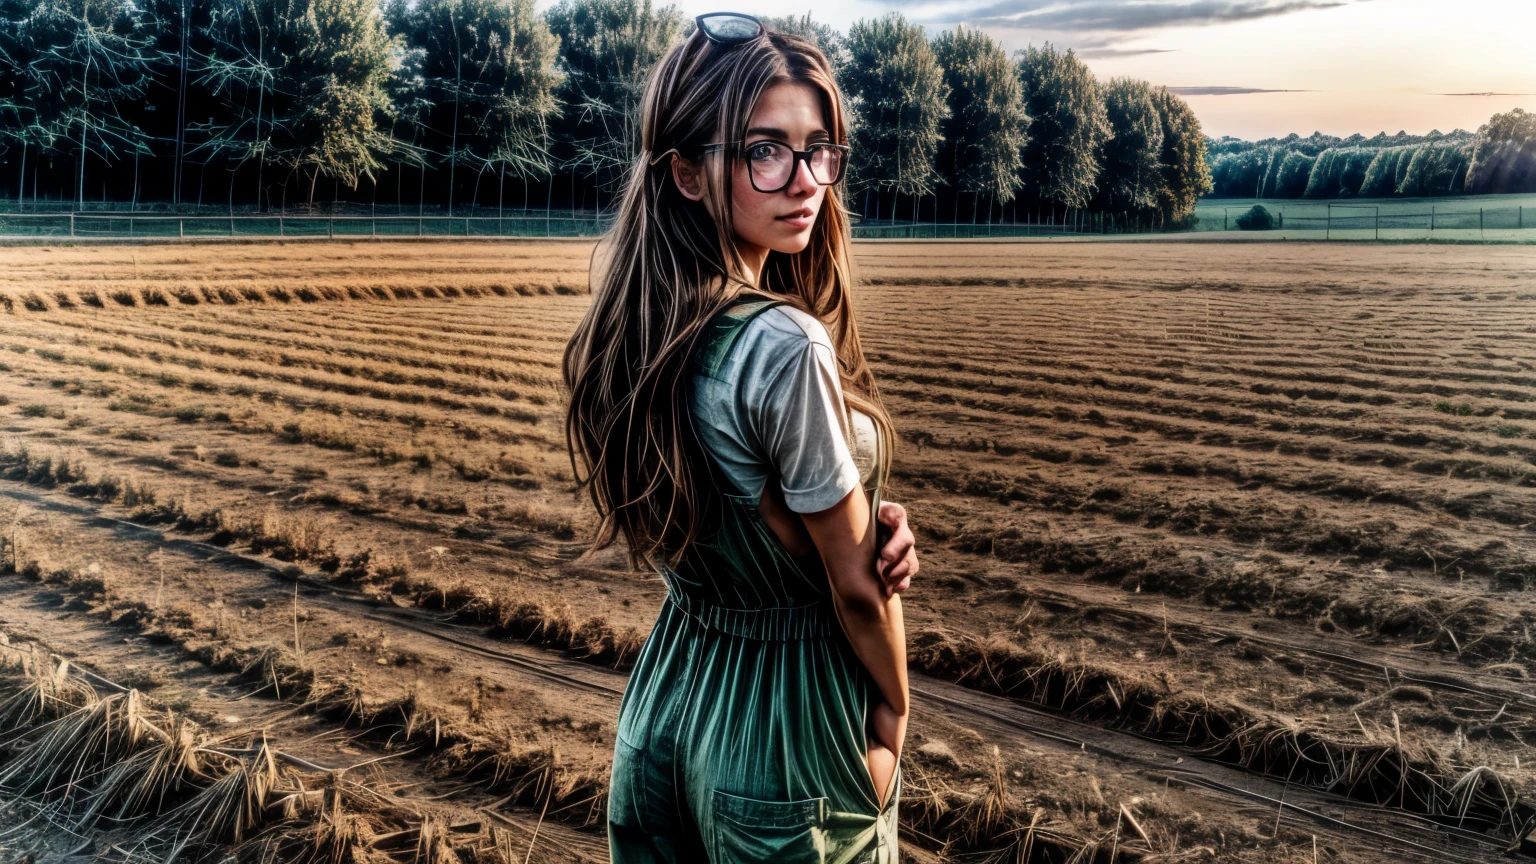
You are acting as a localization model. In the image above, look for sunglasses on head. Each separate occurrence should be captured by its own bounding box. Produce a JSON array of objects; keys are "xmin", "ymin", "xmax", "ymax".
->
[{"xmin": 695, "ymin": 11, "xmax": 764, "ymax": 45}]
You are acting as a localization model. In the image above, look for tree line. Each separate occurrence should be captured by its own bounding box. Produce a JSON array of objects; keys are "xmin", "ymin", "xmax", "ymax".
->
[
  {"xmin": 1206, "ymin": 108, "xmax": 1536, "ymax": 199},
  {"xmin": 0, "ymin": 0, "xmax": 1211, "ymax": 227}
]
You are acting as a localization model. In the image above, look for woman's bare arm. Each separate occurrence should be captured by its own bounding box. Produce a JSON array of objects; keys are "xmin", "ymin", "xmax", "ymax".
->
[{"xmin": 800, "ymin": 486, "xmax": 908, "ymax": 717}]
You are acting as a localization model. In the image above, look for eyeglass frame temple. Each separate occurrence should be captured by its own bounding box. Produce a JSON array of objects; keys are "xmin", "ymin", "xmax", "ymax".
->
[
  {"xmin": 694, "ymin": 12, "xmax": 764, "ymax": 44},
  {"xmin": 694, "ymin": 142, "xmax": 849, "ymax": 192}
]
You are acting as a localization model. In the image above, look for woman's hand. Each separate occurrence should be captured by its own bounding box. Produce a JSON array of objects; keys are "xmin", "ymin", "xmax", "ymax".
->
[{"xmin": 876, "ymin": 501, "xmax": 917, "ymax": 597}]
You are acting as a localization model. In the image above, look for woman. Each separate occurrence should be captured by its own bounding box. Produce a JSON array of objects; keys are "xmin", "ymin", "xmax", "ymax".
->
[{"xmin": 563, "ymin": 13, "xmax": 919, "ymax": 863}]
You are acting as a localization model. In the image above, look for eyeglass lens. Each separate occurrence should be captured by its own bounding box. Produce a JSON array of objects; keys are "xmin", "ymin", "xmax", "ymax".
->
[
  {"xmin": 699, "ymin": 13, "xmax": 760, "ymax": 42},
  {"xmin": 746, "ymin": 142, "xmax": 844, "ymax": 190}
]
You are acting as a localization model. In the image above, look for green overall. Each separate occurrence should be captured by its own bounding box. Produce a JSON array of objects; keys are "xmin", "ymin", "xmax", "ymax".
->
[{"xmin": 607, "ymin": 296, "xmax": 902, "ymax": 864}]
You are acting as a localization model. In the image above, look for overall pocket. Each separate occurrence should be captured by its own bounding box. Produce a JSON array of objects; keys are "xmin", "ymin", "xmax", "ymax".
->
[
  {"xmin": 711, "ymin": 788, "xmax": 830, "ymax": 864},
  {"xmin": 607, "ymin": 735, "xmax": 650, "ymax": 831}
]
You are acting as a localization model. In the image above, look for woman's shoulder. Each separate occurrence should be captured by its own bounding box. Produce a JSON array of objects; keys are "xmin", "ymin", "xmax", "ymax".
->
[{"xmin": 738, "ymin": 304, "xmax": 834, "ymax": 360}]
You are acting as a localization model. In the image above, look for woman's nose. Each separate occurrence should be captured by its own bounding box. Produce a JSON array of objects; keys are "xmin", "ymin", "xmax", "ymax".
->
[{"xmin": 785, "ymin": 157, "xmax": 818, "ymax": 196}]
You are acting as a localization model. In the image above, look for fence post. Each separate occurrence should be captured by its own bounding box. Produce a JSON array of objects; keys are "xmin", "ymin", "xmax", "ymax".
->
[
  {"xmin": 70, "ymin": 213, "xmax": 75, "ymax": 237},
  {"xmin": 1430, "ymin": 204, "xmax": 1434, "ymax": 233},
  {"xmin": 1374, "ymin": 209, "xmax": 1379, "ymax": 241},
  {"xmin": 279, "ymin": 215, "xmax": 284, "ymax": 236},
  {"xmin": 1521, "ymin": 206, "xmax": 1524, "ymax": 229},
  {"xmin": 418, "ymin": 216, "xmax": 423, "ymax": 236},
  {"xmin": 178, "ymin": 218, "xmax": 184, "ymax": 239},
  {"xmin": 1480, "ymin": 207, "xmax": 1484, "ymax": 240},
  {"xmin": 328, "ymin": 217, "xmax": 334, "ymax": 239}
]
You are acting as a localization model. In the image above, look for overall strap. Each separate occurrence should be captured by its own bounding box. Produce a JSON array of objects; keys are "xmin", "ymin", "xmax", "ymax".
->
[{"xmin": 691, "ymin": 294, "xmax": 787, "ymax": 379}]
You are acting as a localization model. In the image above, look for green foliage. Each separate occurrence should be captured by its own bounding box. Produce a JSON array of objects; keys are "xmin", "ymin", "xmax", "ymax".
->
[
  {"xmin": 1151, "ymin": 86, "xmax": 1210, "ymax": 225},
  {"xmin": 1214, "ymin": 139, "xmax": 1471, "ymax": 200},
  {"xmin": 841, "ymin": 13, "xmax": 949, "ymax": 199},
  {"xmin": 1358, "ymin": 146, "xmax": 1407, "ymax": 197},
  {"xmin": 763, "ymin": 13, "xmax": 843, "ymax": 70},
  {"xmin": 1466, "ymin": 108, "xmax": 1536, "ymax": 195},
  {"xmin": 1096, "ymin": 77, "xmax": 1162, "ymax": 212},
  {"xmin": 931, "ymin": 24, "xmax": 1027, "ymax": 212},
  {"xmin": 1014, "ymin": 42, "xmax": 1108, "ymax": 210},
  {"xmin": 1234, "ymin": 203, "xmax": 1274, "ymax": 230},
  {"xmin": 545, "ymin": 0, "xmax": 683, "ymax": 195},
  {"xmin": 1270, "ymin": 151, "xmax": 1314, "ymax": 198},
  {"xmin": 1209, "ymin": 127, "xmax": 1473, "ymax": 160},
  {"xmin": 225, "ymin": 0, "xmax": 398, "ymax": 200},
  {"xmin": 1209, "ymin": 149, "xmax": 1266, "ymax": 197},
  {"xmin": 389, "ymin": 0, "xmax": 562, "ymax": 208},
  {"xmin": 1396, "ymin": 142, "xmax": 1467, "ymax": 196},
  {"xmin": 1303, "ymin": 147, "xmax": 1374, "ymax": 198},
  {"xmin": 0, "ymin": 0, "xmax": 155, "ymax": 203}
]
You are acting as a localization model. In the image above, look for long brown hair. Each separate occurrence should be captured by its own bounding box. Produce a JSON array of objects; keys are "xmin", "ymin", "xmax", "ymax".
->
[{"xmin": 562, "ymin": 24, "xmax": 894, "ymax": 570}]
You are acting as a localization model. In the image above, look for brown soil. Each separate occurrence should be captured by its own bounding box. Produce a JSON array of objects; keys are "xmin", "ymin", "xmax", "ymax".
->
[{"xmin": 1, "ymin": 239, "xmax": 1533, "ymax": 863}]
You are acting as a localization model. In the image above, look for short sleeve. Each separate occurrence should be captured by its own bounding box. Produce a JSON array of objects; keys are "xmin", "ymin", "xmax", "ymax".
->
[{"xmin": 742, "ymin": 308, "xmax": 863, "ymax": 513}]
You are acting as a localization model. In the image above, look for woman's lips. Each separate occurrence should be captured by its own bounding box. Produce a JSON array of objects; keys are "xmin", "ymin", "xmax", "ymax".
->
[{"xmin": 776, "ymin": 208, "xmax": 815, "ymax": 229}]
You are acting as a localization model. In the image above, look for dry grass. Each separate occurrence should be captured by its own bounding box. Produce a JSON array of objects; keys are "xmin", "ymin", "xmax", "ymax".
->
[
  {"xmin": 0, "ymin": 639, "xmax": 419, "ymax": 862},
  {"xmin": 7, "ymin": 241, "xmax": 1536, "ymax": 861},
  {"xmin": 0, "ymin": 538, "xmax": 1183, "ymax": 861},
  {"xmin": 910, "ymin": 627, "xmax": 1533, "ymax": 835},
  {"xmin": 0, "ymin": 242, "xmax": 590, "ymax": 315}
]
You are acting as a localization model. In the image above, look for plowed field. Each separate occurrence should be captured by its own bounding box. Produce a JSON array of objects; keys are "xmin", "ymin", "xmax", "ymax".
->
[{"xmin": 1, "ymin": 240, "xmax": 1534, "ymax": 863}]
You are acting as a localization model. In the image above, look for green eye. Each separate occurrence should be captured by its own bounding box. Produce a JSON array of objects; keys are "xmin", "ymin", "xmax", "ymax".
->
[{"xmin": 747, "ymin": 142, "xmax": 778, "ymax": 162}]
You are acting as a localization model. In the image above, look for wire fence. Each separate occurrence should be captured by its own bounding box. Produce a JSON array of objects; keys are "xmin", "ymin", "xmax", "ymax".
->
[
  {"xmin": 0, "ymin": 212, "xmax": 1148, "ymax": 240},
  {"xmin": 1199, "ymin": 203, "xmax": 1533, "ymax": 240},
  {"xmin": 0, "ymin": 212, "xmax": 612, "ymax": 239},
  {"xmin": 0, "ymin": 204, "xmax": 1531, "ymax": 241}
]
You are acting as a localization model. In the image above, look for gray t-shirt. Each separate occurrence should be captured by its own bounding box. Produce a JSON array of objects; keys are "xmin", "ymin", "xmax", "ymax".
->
[{"xmin": 692, "ymin": 305, "xmax": 880, "ymax": 513}]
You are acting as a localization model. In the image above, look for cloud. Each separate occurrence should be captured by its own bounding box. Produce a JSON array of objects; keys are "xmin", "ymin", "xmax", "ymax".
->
[
  {"xmin": 1166, "ymin": 86, "xmax": 1312, "ymax": 95},
  {"xmin": 916, "ymin": 0, "xmax": 1357, "ymax": 32},
  {"xmin": 1076, "ymin": 46, "xmax": 1178, "ymax": 58}
]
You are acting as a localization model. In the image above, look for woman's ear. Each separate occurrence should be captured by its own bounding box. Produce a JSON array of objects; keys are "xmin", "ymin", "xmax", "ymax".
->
[{"xmin": 671, "ymin": 154, "xmax": 707, "ymax": 202}]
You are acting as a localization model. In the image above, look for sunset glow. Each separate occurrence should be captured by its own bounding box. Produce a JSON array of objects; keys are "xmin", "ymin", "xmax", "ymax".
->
[{"xmin": 644, "ymin": 0, "xmax": 1536, "ymax": 139}]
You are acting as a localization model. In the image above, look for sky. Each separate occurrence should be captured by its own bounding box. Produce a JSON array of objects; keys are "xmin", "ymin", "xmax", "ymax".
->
[{"xmin": 641, "ymin": 0, "xmax": 1536, "ymax": 141}]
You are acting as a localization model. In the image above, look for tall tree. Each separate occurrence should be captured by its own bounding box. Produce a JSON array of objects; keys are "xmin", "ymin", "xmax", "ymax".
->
[
  {"xmin": 392, "ymin": 0, "xmax": 561, "ymax": 214},
  {"xmin": 0, "ymin": 0, "xmax": 53, "ymax": 205},
  {"xmin": 763, "ymin": 12, "xmax": 843, "ymax": 71},
  {"xmin": 1466, "ymin": 108, "xmax": 1536, "ymax": 195},
  {"xmin": 0, "ymin": 0, "xmax": 155, "ymax": 207},
  {"xmin": 380, "ymin": 4, "xmax": 432, "ymax": 213},
  {"xmin": 260, "ymin": 0, "xmax": 397, "ymax": 206},
  {"xmin": 1095, "ymin": 77, "xmax": 1162, "ymax": 214},
  {"xmin": 931, "ymin": 24, "xmax": 1027, "ymax": 223},
  {"xmin": 191, "ymin": 0, "xmax": 279, "ymax": 211},
  {"xmin": 134, "ymin": 0, "xmax": 220, "ymax": 208},
  {"xmin": 841, "ymin": 12, "xmax": 948, "ymax": 221},
  {"xmin": 1014, "ymin": 42, "xmax": 1107, "ymax": 213},
  {"xmin": 545, "ymin": 0, "xmax": 681, "ymax": 205},
  {"xmin": 1150, "ymin": 86, "xmax": 1210, "ymax": 225}
]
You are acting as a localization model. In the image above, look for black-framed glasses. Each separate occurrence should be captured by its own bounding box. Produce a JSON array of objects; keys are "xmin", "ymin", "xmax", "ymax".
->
[
  {"xmin": 695, "ymin": 12, "xmax": 764, "ymax": 45},
  {"xmin": 696, "ymin": 140, "xmax": 850, "ymax": 193}
]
